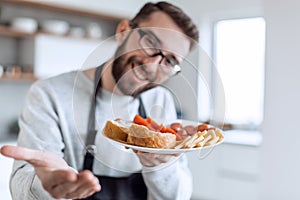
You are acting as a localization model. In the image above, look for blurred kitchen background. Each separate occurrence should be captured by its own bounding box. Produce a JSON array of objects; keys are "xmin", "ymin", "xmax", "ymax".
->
[{"xmin": 0, "ymin": 0, "xmax": 299, "ymax": 199}]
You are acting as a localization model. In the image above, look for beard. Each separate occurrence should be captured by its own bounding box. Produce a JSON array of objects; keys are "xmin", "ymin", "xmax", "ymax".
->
[{"xmin": 111, "ymin": 47, "xmax": 158, "ymax": 97}]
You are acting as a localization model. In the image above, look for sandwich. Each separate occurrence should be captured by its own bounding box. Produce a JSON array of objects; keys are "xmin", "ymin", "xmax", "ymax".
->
[{"xmin": 103, "ymin": 115, "xmax": 176, "ymax": 148}]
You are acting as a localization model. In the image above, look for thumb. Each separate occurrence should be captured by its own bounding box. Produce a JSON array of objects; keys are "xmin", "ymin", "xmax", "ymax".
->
[{"xmin": 1, "ymin": 145, "xmax": 68, "ymax": 168}]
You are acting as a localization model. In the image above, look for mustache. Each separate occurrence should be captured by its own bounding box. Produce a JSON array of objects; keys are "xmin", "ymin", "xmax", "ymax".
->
[
  {"xmin": 127, "ymin": 56, "xmax": 157, "ymax": 82},
  {"xmin": 126, "ymin": 56, "xmax": 142, "ymax": 66}
]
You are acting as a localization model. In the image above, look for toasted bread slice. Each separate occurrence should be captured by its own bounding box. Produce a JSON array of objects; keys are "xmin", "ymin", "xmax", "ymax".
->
[
  {"xmin": 103, "ymin": 120, "xmax": 130, "ymax": 143},
  {"xmin": 127, "ymin": 124, "xmax": 176, "ymax": 148}
]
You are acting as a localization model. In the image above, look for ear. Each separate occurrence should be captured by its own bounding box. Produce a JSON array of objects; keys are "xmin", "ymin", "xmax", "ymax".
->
[{"xmin": 115, "ymin": 19, "xmax": 132, "ymax": 44}]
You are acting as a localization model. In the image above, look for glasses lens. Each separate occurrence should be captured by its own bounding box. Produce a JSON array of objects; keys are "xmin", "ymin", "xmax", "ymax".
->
[
  {"xmin": 138, "ymin": 29, "xmax": 181, "ymax": 77},
  {"xmin": 161, "ymin": 55, "xmax": 181, "ymax": 76},
  {"xmin": 159, "ymin": 64, "xmax": 181, "ymax": 77},
  {"xmin": 140, "ymin": 34, "xmax": 160, "ymax": 56}
]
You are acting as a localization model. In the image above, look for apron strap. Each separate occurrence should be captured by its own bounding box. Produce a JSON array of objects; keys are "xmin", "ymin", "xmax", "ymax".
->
[
  {"xmin": 83, "ymin": 65, "xmax": 147, "ymax": 171},
  {"xmin": 138, "ymin": 96, "xmax": 147, "ymax": 119},
  {"xmin": 82, "ymin": 65, "xmax": 148, "ymax": 200},
  {"xmin": 85, "ymin": 66, "xmax": 103, "ymax": 147},
  {"xmin": 83, "ymin": 64, "xmax": 103, "ymax": 171}
]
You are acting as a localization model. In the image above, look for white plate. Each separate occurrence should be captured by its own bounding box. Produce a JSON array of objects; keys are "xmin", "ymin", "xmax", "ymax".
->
[
  {"xmin": 102, "ymin": 119, "xmax": 224, "ymax": 155},
  {"xmin": 105, "ymin": 138, "xmax": 223, "ymax": 154}
]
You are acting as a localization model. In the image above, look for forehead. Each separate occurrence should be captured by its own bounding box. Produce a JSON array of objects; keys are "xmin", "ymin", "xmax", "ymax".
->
[{"xmin": 138, "ymin": 11, "xmax": 191, "ymax": 60}]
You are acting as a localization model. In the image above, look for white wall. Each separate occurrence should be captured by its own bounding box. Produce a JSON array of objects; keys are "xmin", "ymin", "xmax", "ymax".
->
[
  {"xmin": 32, "ymin": 35, "xmax": 116, "ymax": 78},
  {"xmin": 0, "ymin": 82, "xmax": 31, "ymax": 139},
  {"xmin": 260, "ymin": 0, "xmax": 300, "ymax": 199},
  {"xmin": 28, "ymin": 0, "xmax": 158, "ymax": 19},
  {"xmin": 0, "ymin": 37, "xmax": 17, "ymax": 64}
]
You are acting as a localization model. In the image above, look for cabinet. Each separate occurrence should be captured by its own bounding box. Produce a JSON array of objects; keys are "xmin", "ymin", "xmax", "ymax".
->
[
  {"xmin": 0, "ymin": 0, "xmax": 120, "ymax": 80},
  {"xmin": 216, "ymin": 144, "xmax": 260, "ymax": 200},
  {"xmin": 187, "ymin": 141, "xmax": 261, "ymax": 200}
]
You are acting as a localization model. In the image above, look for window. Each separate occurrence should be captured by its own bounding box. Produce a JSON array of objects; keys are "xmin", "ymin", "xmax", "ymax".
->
[{"xmin": 213, "ymin": 17, "xmax": 266, "ymax": 129}]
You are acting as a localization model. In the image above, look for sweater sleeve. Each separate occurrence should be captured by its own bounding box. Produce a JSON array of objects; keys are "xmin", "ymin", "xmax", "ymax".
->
[
  {"xmin": 142, "ymin": 155, "xmax": 193, "ymax": 200},
  {"xmin": 10, "ymin": 161, "xmax": 56, "ymax": 200},
  {"xmin": 10, "ymin": 81, "xmax": 64, "ymax": 200}
]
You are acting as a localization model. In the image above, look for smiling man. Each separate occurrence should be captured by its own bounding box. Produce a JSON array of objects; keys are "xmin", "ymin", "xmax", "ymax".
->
[
  {"xmin": 103, "ymin": 13, "xmax": 192, "ymax": 97},
  {"xmin": 0, "ymin": 2, "xmax": 199, "ymax": 200}
]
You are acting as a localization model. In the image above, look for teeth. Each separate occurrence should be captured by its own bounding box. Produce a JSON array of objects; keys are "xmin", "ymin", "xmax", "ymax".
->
[{"xmin": 133, "ymin": 67, "xmax": 147, "ymax": 81}]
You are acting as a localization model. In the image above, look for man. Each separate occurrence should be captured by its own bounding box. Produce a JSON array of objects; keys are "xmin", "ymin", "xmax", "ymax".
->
[{"xmin": 1, "ymin": 2, "xmax": 198, "ymax": 200}]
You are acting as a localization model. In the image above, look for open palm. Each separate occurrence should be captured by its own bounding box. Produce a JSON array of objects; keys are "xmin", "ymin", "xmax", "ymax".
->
[{"xmin": 0, "ymin": 145, "xmax": 101, "ymax": 199}]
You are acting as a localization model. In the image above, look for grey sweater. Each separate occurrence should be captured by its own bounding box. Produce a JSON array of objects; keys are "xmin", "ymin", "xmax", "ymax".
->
[{"xmin": 10, "ymin": 70, "xmax": 193, "ymax": 200}]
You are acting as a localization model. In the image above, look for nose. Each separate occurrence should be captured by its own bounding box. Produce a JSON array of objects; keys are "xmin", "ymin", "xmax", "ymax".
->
[{"xmin": 142, "ymin": 56, "xmax": 162, "ymax": 81}]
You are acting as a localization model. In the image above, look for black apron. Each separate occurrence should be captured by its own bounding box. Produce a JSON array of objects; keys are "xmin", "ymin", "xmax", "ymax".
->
[{"xmin": 82, "ymin": 65, "xmax": 148, "ymax": 200}]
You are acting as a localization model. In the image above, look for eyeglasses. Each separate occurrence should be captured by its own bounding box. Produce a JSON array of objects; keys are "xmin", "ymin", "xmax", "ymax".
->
[{"xmin": 136, "ymin": 29, "xmax": 181, "ymax": 77}]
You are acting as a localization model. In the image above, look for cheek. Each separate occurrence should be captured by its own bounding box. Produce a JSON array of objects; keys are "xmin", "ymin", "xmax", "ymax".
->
[{"xmin": 155, "ymin": 72, "xmax": 169, "ymax": 83}]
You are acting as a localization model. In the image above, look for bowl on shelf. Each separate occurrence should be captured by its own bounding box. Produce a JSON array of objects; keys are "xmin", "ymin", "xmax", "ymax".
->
[
  {"xmin": 40, "ymin": 20, "xmax": 70, "ymax": 35},
  {"xmin": 86, "ymin": 22, "xmax": 102, "ymax": 39},
  {"xmin": 4, "ymin": 64, "xmax": 22, "ymax": 78},
  {"xmin": 11, "ymin": 17, "xmax": 38, "ymax": 33},
  {"xmin": 69, "ymin": 26, "xmax": 85, "ymax": 38}
]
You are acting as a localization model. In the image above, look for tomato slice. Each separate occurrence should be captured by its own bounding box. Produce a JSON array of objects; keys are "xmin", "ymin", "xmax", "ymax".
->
[
  {"xmin": 133, "ymin": 114, "xmax": 149, "ymax": 127},
  {"xmin": 164, "ymin": 127, "xmax": 177, "ymax": 134},
  {"xmin": 133, "ymin": 115, "xmax": 177, "ymax": 134},
  {"xmin": 159, "ymin": 125, "xmax": 167, "ymax": 132}
]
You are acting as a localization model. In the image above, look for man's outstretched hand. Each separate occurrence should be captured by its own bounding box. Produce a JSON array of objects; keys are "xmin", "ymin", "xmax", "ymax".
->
[{"xmin": 0, "ymin": 145, "xmax": 101, "ymax": 199}]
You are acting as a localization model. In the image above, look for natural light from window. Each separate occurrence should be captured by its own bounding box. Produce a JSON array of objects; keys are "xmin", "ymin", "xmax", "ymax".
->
[{"xmin": 214, "ymin": 17, "xmax": 266, "ymax": 127}]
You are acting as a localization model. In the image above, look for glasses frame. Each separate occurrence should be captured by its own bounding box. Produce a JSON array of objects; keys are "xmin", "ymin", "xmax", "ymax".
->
[{"xmin": 136, "ymin": 29, "xmax": 181, "ymax": 77}]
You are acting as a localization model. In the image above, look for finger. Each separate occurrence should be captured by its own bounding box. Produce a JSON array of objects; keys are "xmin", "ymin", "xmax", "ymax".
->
[
  {"xmin": 63, "ymin": 170, "xmax": 101, "ymax": 199},
  {"xmin": 137, "ymin": 151, "xmax": 175, "ymax": 166},
  {"xmin": 0, "ymin": 145, "xmax": 67, "ymax": 168},
  {"xmin": 156, "ymin": 155, "xmax": 172, "ymax": 163},
  {"xmin": 136, "ymin": 151, "xmax": 158, "ymax": 157},
  {"xmin": 52, "ymin": 170, "xmax": 99, "ymax": 199},
  {"xmin": 134, "ymin": 150, "xmax": 179, "ymax": 157},
  {"xmin": 137, "ymin": 152, "xmax": 161, "ymax": 167},
  {"xmin": 138, "ymin": 155, "xmax": 153, "ymax": 167},
  {"xmin": 0, "ymin": 145, "xmax": 44, "ymax": 166},
  {"xmin": 139, "ymin": 157, "xmax": 160, "ymax": 167},
  {"xmin": 132, "ymin": 149, "xmax": 138, "ymax": 153},
  {"xmin": 66, "ymin": 186, "xmax": 98, "ymax": 199},
  {"xmin": 0, "ymin": 145, "xmax": 33, "ymax": 160},
  {"xmin": 40, "ymin": 169, "xmax": 77, "ymax": 194},
  {"xmin": 41, "ymin": 169, "xmax": 78, "ymax": 199}
]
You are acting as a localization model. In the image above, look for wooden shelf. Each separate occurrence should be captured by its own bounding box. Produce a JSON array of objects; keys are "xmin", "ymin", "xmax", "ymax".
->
[
  {"xmin": 0, "ymin": 25, "xmax": 108, "ymax": 41},
  {"xmin": 0, "ymin": 25, "xmax": 35, "ymax": 39},
  {"xmin": 0, "ymin": 0, "xmax": 123, "ymax": 22},
  {"xmin": 0, "ymin": 74, "xmax": 37, "ymax": 82}
]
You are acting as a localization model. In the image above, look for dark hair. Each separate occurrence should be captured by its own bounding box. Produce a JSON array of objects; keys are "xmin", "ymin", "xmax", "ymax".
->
[{"xmin": 130, "ymin": 1, "xmax": 199, "ymax": 50}]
